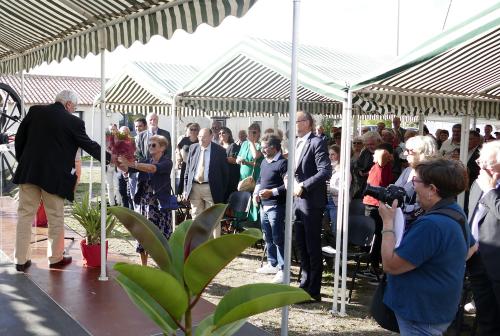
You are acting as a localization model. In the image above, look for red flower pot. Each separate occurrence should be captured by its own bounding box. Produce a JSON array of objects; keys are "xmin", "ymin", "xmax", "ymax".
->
[{"xmin": 80, "ymin": 239, "xmax": 108, "ymax": 268}]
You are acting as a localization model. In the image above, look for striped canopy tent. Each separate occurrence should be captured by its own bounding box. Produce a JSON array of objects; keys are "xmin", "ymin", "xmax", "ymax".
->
[
  {"xmin": 176, "ymin": 38, "xmax": 386, "ymax": 117},
  {"xmin": 102, "ymin": 61, "xmax": 198, "ymax": 115},
  {"xmin": 351, "ymin": 2, "xmax": 500, "ymax": 119},
  {"xmin": 0, "ymin": 0, "xmax": 257, "ymax": 74}
]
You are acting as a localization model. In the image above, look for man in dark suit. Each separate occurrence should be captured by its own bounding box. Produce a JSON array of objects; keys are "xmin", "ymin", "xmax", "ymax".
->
[
  {"xmin": 392, "ymin": 116, "xmax": 406, "ymax": 143},
  {"xmin": 13, "ymin": 90, "xmax": 109, "ymax": 271},
  {"xmin": 467, "ymin": 140, "xmax": 500, "ymax": 335},
  {"xmin": 184, "ymin": 128, "xmax": 228, "ymax": 237},
  {"xmin": 293, "ymin": 111, "xmax": 332, "ymax": 301},
  {"xmin": 465, "ymin": 130, "xmax": 481, "ymax": 214},
  {"xmin": 136, "ymin": 112, "xmax": 171, "ymax": 160}
]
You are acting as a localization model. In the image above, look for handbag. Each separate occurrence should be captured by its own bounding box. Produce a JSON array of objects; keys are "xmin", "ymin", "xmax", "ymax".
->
[
  {"xmin": 237, "ymin": 161, "xmax": 256, "ymax": 192},
  {"xmin": 370, "ymin": 274, "xmax": 399, "ymax": 333}
]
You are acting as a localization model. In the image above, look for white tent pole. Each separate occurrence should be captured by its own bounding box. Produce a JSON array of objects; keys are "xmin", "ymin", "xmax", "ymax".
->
[
  {"xmin": 352, "ymin": 107, "xmax": 359, "ymax": 136},
  {"xmin": 457, "ymin": 100, "xmax": 471, "ymax": 209},
  {"xmin": 332, "ymin": 88, "xmax": 350, "ymax": 314},
  {"xmin": 99, "ymin": 30, "xmax": 108, "ymax": 281},
  {"xmin": 89, "ymin": 102, "xmax": 97, "ymax": 202},
  {"xmin": 171, "ymin": 97, "xmax": 177, "ymax": 230},
  {"xmin": 472, "ymin": 114, "xmax": 477, "ymax": 131},
  {"xmin": 340, "ymin": 89, "xmax": 353, "ymax": 315},
  {"xmin": 20, "ymin": 56, "xmax": 25, "ymax": 117},
  {"xmin": 274, "ymin": 112, "xmax": 279, "ymax": 130},
  {"xmin": 281, "ymin": 0, "xmax": 300, "ymax": 335},
  {"xmin": 418, "ymin": 112, "xmax": 424, "ymax": 135}
]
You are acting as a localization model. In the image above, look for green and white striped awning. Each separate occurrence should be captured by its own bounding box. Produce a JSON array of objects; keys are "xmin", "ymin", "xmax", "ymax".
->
[
  {"xmin": 176, "ymin": 38, "xmax": 386, "ymax": 116},
  {"xmin": 352, "ymin": 2, "xmax": 500, "ymax": 119},
  {"xmin": 0, "ymin": 0, "xmax": 257, "ymax": 74},
  {"xmin": 104, "ymin": 62, "xmax": 199, "ymax": 115}
]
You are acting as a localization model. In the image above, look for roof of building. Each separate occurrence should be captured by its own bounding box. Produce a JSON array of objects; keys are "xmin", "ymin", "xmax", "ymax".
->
[{"xmin": 0, "ymin": 74, "xmax": 101, "ymax": 105}]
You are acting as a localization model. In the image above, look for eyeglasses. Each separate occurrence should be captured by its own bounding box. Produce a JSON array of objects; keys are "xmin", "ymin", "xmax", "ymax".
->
[
  {"xmin": 405, "ymin": 148, "xmax": 416, "ymax": 155},
  {"xmin": 148, "ymin": 143, "xmax": 157, "ymax": 148},
  {"xmin": 249, "ymin": 130, "xmax": 258, "ymax": 134},
  {"xmin": 411, "ymin": 176, "xmax": 425, "ymax": 186},
  {"xmin": 189, "ymin": 128, "xmax": 199, "ymax": 132},
  {"xmin": 219, "ymin": 131, "xmax": 226, "ymax": 135},
  {"xmin": 475, "ymin": 159, "xmax": 497, "ymax": 169},
  {"xmin": 296, "ymin": 119, "xmax": 308, "ymax": 124},
  {"xmin": 353, "ymin": 141, "xmax": 363, "ymax": 145}
]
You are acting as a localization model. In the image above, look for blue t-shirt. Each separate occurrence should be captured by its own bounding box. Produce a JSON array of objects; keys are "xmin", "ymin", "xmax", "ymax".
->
[{"xmin": 384, "ymin": 203, "xmax": 474, "ymax": 324}]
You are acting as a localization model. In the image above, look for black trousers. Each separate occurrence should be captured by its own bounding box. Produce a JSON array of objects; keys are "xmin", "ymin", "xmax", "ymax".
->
[
  {"xmin": 467, "ymin": 253, "xmax": 500, "ymax": 336},
  {"xmin": 365, "ymin": 205, "xmax": 382, "ymax": 271},
  {"xmin": 294, "ymin": 206, "xmax": 323, "ymax": 297}
]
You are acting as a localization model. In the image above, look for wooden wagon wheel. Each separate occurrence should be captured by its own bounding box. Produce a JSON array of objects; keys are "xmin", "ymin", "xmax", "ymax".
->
[{"xmin": 0, "ymin": 83, "xmax": 23, "ymax": 195}]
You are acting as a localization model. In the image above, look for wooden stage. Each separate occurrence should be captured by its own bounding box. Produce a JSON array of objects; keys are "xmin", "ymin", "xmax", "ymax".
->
[{"xmin": 0, "ymin": 197, "xmax": 268, "ymax": 336}]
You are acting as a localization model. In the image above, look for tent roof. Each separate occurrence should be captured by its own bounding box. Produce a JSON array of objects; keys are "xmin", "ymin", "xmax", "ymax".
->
[
  {"xmin": 176, "ymin": 38, "xmax": 386, "ymax": 116},
  {"xmin": 104, "ymin": 62, "xmax": 198, "ymax": 114},
  {"xmin": 351, "ymin": 3, "xmax": 500, "ymax": 119},
  {"xmin": 0, "ymin": 0, "xmax": 257, "ymax": 74}
]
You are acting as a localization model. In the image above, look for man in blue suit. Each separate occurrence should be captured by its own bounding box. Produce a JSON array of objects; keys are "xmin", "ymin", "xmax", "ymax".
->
[
  {"xmin": 293, "ymin": 111, "xmax": 332, "ymax": 301},
  {"xmin": 184, "ymin": 128, "xmax": 228, "ymax": 237}
]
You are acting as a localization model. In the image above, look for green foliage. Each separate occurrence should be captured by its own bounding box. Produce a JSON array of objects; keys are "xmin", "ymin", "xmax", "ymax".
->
[
  {"xmin": 72, "ymin": 192, "xmax": 117, "ymax": 245},
  {"xmin": 109, "ymin": 205, "xmax": 310, "ymax": 336}
]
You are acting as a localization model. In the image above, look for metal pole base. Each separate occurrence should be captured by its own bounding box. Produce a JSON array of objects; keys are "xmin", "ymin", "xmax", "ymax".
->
[{"xmin": 98, "ymin": 276, "xmax": 109, "ymax": 281}]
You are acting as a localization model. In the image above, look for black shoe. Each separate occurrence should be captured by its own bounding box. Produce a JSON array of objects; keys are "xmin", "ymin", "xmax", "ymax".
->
[
  {"xmin": 297, "ymin": 293, "xmax": 322, "ymax": 304},
  {"xmin": 49, "ymin": 256, "xmax": 72, "ymax": 268},
  {"xmin": 15, "ymin": 260, "xmax": 31, "ymax": 272}
]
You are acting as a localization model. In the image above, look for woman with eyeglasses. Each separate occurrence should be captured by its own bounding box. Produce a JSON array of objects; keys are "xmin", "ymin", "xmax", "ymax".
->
[
  {"xmin": 394, "ymin": 135, "xmax": 438, "ymax": 227},
  {"xmin": 236, "ymin": 123, "xmax": 263, "ymax": 222},
  {"xmin": 117, "ymin": 135, "xmax": 173, "ymax": 266},
  {"xmin": 351, "ymin": 136, "xmax": 364, "ymax": 162},
  {"xmin": 176, "ymin": 123, "xmax": 199, "ymax": 195},
  {"xmin": 378, "ymin": 158, "xmax": 477, "ymax": 335},
  {"xmin": 219, "ymin": 126, "xmax": 240, "ymax": 202}
]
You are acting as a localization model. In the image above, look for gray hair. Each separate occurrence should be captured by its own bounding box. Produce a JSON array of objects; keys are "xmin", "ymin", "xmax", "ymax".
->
[
  {"xmin": 146, "ymin": 112, "xmax": 158, "ymax": 120},
  {"xmin": 480, "ymin": 140, "xmax": 500, "ymax": 163},
  {"xmin": 55, "ymin": 90, "xmax": 78, "ymax": 106},
  {"xmin": 362, "ymin": 131, "xmax": 382, "ymax": 143},
  {"xmin": 406, "ymin": 135, "xmax": 437, "ymax": 161}
]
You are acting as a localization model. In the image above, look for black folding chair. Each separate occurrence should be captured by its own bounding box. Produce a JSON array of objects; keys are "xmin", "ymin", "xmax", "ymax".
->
[
  {"xmin": 322, "ymin": 214, "xmax": 376, "ymax": 302},
  {"xmin": 220, "ymin": 191, "xmax": 252, "ymax": 234}
]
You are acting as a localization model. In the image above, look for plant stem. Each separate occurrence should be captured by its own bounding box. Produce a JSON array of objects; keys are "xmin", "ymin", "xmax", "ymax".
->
[{"xmin": 185, "ymin": 307, "xmax": 192, "ymax": 336}]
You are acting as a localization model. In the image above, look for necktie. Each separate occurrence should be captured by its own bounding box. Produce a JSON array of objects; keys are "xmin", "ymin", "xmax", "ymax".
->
[{"xmin": 195, "ymin": 148, "xmax": 205, "ymax": 183}]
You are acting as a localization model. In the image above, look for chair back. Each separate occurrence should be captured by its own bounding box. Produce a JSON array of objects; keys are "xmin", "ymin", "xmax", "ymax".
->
[
  {"xmin": 348, "ymin": 215, "xmax": 376, "ymax": 247},
  {"xmin": 227, "ymin": 191, "xmax": 252, "ymax": 213},
  {"xmin": 349, "ymin": 199, "xmax": 366, "ymax": 216}
]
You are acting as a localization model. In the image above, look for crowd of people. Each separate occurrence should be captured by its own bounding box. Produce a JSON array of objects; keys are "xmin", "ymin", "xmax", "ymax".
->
[{"xmin": 12, "ymin": 89, "xmax": 500, "ymax": 335}]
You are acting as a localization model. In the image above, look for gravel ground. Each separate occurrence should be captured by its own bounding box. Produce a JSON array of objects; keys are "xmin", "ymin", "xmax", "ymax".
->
[{"xmin": 66, "ymin": 166, "xmax": 468, "ymax": 335}]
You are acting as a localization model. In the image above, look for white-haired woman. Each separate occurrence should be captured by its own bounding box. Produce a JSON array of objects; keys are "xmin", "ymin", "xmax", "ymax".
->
[{"xmin": 395, "ymin": 135, "xmax": 438, "ymax": 226}]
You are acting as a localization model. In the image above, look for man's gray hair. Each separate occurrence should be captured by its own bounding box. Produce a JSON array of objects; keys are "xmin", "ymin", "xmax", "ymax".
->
[
  {"xmin": 480, "ymin": 140, "xmax": 500, "ymax": 163},
  {"xmin": 55, "ymin": 90, "xmax": 78, "ymax": 106},
  {"xmin": 363, "ymin": 131, "xmax": 382, "ymax": 143}
]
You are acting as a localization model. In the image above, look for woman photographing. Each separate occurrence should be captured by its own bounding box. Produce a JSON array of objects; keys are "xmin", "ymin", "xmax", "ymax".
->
[
  {"xmin": 118, "ymin": 135, "xmax": 173, "ymax": 266},
  {"xmin": 378, "ymin": 158, "xmax": 477, "ymax": 335}
]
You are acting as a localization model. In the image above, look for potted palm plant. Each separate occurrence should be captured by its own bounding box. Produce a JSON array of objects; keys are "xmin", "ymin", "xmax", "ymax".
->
[
  {"xmin": 109, "ymin": 204, "xmax": 310, "ymax": 336},
  {"xmin": 72, "ymin": 192, "xmax": 117, "ymax": 267}
]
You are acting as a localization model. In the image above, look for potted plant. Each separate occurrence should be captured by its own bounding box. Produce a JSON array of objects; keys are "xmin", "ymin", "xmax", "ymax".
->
[
  {"xmin": 72, "ymin": 193, "xmax": 117, "ymax": 267},
  {"xmin": 109, "ymin": 204, "xmax": 310, "ymax": 336}
]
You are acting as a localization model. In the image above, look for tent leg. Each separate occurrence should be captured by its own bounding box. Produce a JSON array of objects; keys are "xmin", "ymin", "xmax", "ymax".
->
[
  {"xmin": 281, "ymin": 1, "xmax": 300, "ymax": 335},
  {"xmin": 99, "ymin": 32, "xmax": 108, "ymax": 282},
  {"xmin": 171, "ymin": 97, "xmax": 177, "ymax": 230},
  {"xmin": 457, "ymin": 102, "xmax": 471, "ymax": 209}
]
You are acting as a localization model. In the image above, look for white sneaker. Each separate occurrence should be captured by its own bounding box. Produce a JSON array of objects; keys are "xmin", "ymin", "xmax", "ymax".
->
[
  {"xmin": 256, "ymin": 263, "xmax": 279, "ymax": 274},
  {"xmin": 322, "ymin": 245, "xmax": 336, "ymax": 254},
  {"xmin": 272, "ymin": 270, "xmax": 284, "ymax": 284},
  {"xmin": 464, "ymin": 301, "xmax": 476, "ymax": 314}
]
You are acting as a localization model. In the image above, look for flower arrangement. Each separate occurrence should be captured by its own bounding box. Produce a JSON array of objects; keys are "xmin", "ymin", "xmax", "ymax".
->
[{"xmin": 106, "ymin": 130, "xmax": 136, "ymax": 165}]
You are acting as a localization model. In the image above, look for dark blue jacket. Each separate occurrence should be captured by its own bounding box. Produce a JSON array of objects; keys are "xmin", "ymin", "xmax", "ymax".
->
[
  {"xmin": 256, "ymin": 154, "xmax": 287, "ymax": 206},
  {"xmin": 132, "ymin": 156, "xmax": 173, "ymax": 208}
]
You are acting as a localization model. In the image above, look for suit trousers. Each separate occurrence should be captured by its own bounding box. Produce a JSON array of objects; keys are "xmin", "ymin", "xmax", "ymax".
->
[
  {"xmin": 15, "ymin": 184, "xmax": 65, "ymax": 265},
  {"xmin": 467, "ymin": 253, "xmax": 500, "ymax": 336},
  {"xmin": 294, "ymin": 205, "xmax": 324, "ymax": 297},
  {"xmin": 189, "ymin": 183, "xmax": 220, "ymax": 238}
]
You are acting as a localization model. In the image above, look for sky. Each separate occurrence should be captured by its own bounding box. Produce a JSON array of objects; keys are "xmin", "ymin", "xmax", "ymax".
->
[{"xmin": 31, "ymin": 0, "xmax": 499, "ymax": 80}]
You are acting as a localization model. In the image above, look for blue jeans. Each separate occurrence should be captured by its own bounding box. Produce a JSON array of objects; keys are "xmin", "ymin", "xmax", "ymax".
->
[
  {"xmin": 325, "ymin": 196, "xmax": 337, "ymax": 235},
  {"xmin": 260, "ymin": 204, "xmax": 285, "ymax": 270},
  {"xmin": 396, "ymin": 314, "xmax": 451, "ymax": 336}
]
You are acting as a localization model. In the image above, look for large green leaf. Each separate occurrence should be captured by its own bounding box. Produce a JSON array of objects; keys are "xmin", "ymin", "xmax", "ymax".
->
[
  {"xmin": 184, "ymin": 229, "xmax": 261, "ymax": 296},
  {"xmin": 114, "ymin": 263, "xmax": 188, "ymax": 320},
  {"xmin": 194, "ymin": 314, "xmax": 247, "ymax": 336},
  {"xmin": 109, "ymin": 206, "xmax": 172, "ymax": 272},
  {"xmin": 213, "ymin": 283, "xmax": 310, "ymax": 327},
  {"xmin": 184, "ymin": 204, "xmax": 227, "ymax": 258},
  {"xmin": 169, "ymin": 219, "xmax": 193, "ymax": 283},
  {"xmin": 115, "ymin": 274, "xmax": 177, "ymax": 334}
]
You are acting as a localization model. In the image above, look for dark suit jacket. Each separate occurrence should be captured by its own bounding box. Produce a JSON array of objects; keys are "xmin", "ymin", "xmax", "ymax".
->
[
  {"xmin": 294, "ymin": 133, "xmax": 332, "ymax": 209},
  {"xmin": 470, "ymin": 183, "xmax": 500, "ymax": 280},
  {"xmin": 184, "ymin": 143, "xmax": 228, "ymax": 204},
  {"xmin": 13, "ymin": 102, "xmax": 108, "ymax": 201},
  {"xmin": 135, "ymin": 128, "xmax": 172, "ymax": 160}
]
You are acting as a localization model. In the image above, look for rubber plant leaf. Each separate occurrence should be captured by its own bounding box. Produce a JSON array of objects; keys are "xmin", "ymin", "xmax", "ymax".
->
[
  {"xmin": 213, "ymin": 283, "xmax": 310, "ymax": 327},
  {"xmin": 184, "ymin": 228, "xmax": 261, "ymax": 296},
  {"xmin": 109, "ymin": 206, "xmax": 172, "ymax": 273},
  {"xmin": 184, "ymin": 204, "xmax": 227, "ymax": 258},
  {"xmin": 168, "ymin": 219, "xmax": 192, "ymax": 283},
  {"xmin": 115, "ymin": 273, "xmax": 177, "ymax": 334},
  {"xmin": 194, "ymin": 313, "xmax": 247, "ymax": 336},
  {"xmin": 114, "ymin": 262, "xmax": 188, "ymax": 320}
]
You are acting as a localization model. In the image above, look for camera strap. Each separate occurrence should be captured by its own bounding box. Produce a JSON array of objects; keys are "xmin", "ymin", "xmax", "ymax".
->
[{"xmin": 426, "ymin": 207, "xmax": 468, "ymax": 248}]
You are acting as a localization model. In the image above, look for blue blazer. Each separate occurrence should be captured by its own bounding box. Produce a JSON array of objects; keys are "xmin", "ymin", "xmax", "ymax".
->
[
  {"xmin": 184, "ymin": 143, "xmax": 229, "ymax": 204},
  {"xmin": 132, "ymin": 156, "xmax": 173, "ymax": 207},
  {"xmin": 294, "ymin": 133, "xmax": 332, "ymax": 209}
]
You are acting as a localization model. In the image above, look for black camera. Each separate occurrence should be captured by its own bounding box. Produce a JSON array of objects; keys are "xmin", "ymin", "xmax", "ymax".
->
[{"xmin": 364, "ymin": 184, "xmax": 406, "ymax": 207}]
